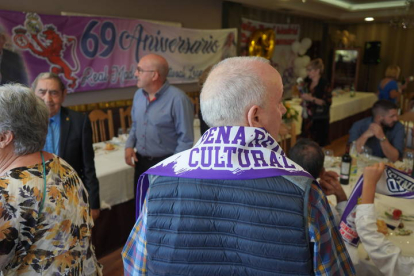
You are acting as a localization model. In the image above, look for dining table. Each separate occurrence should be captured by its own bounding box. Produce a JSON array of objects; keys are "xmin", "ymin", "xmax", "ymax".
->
[
  {"xmin": 285, "ymin": 91, "xmax": 378, "ymax": 139},
  {"xmin": 324, "ymin": 154, "xmax": 414, "ymax": 275}
]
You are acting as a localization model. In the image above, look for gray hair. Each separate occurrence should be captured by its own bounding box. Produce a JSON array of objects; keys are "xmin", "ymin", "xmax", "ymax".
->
[
  {"xmin": 0, "ymin": 84, "xmax": 49, "ymax": 155},
  {"xmin": 32, "ymin": 72, "xmax": 65, "ymax": 92},
  {"xmin": 200, "ymin": 56, "xmax": 270, "ymax": 127}
]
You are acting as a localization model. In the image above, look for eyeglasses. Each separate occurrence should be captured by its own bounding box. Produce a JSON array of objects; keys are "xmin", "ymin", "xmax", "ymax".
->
[{"xmin": 136, "ymin": 67, "xmax": 156, "ymax": 74}]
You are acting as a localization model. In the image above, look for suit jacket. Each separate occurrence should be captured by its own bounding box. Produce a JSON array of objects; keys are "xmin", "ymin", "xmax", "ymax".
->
[
  {"xmin": 59, "ymin": 107, "xmax": 100, "ymax": 209},
  {"xmin": 0, "ymin": 49, "xmax": 28, "ymax": 85}
]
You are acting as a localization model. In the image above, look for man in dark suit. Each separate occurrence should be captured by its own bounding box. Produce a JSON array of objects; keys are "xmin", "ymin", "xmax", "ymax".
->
[
  {"xmin": 0, "ymin": 31, "xmax": 28, "ymax": 85},
  {"xmin": 32, "ymin": 72, "xmax": 100, "ymax": 220}
]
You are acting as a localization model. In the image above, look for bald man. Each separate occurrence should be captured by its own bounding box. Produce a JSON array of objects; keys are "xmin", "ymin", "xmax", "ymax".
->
[
  {"xmin": 122, "ymin": 57, "xmax": 355, "ymax": 275},
  {"xmin": 125, "ymin": 54, "xmax": 194, "ymax": 197}
]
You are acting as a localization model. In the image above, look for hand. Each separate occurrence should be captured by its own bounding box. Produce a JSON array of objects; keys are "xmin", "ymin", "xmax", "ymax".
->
[
  {"xmin": 361, "ymin": 162, "xmax": 385, "ymax": 204},
  {"xmin": 125, "ymin": 147, "xmax": 138, "ymax": 167},
  {"xmin": 91, "ymin": 209, "xmax": 100, "ymax": 221},
  {"xmin": 301, "ymin": 93, "xmax": 313, "ymax": 101},
  {"xmin": 363, "ymin": 162, "xmax": 385, "ymax": 188},
  {"xmin": 369, "ymin": 123, "xmax": 385, "ymax": 139},
  {"xmin": 362, "ymin": 124, "xmax": 375, "ymax": 139},
  {"xmin": 319, "ymin": 170, "xmax": 347, "ymax": 202}
]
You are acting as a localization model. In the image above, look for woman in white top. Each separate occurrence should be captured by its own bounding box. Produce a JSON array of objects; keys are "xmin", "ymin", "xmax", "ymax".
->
[{"xmin": 356, "ymin": 162, "xmax": 414, "ymax": 276}]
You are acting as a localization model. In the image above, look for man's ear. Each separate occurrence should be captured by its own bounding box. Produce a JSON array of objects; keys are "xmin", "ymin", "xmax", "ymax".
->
[
  {"xmin": 0, "ymin": 131, "xmax": 14, "ymax": 149},
  {"xmin": 247, "ymin": 105, "xmax": 263, "ymax": 127}
]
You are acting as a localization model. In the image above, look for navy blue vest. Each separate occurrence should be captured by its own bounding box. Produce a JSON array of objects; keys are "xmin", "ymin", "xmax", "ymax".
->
[{"xmin": 146, "ymin": 175, "xmax": 313, "ymax": 276}]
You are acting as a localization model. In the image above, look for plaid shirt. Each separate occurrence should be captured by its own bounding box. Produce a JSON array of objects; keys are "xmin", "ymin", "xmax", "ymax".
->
[{"xmin": 122, "ymin": 183, "xmax": 355, "ymax": 275}]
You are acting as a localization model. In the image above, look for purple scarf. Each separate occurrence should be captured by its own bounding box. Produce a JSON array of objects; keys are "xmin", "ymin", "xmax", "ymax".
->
[
  {"xmin": 340, "ymin": 166, "xmax": 414, "ymax": 247},
  {"xmin": 136, "ymin": 126, "xmax": 312, "ymax": 217}
]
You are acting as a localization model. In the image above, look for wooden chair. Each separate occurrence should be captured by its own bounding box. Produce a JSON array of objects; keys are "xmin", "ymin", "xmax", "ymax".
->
[
  {"xmin": 119, "ymin": 106, "xmax": 132, "ymax": 133},
  {"xmin": 400, "ymin": 112, "xmax": 414, "ymax": 149},
  {"xmin": 278, "ymin": 121, "xmax": 297, "ymax": 152},
  {"xmin": 89, "ymin": 109, "xmax": 115, "ymax": 143}
]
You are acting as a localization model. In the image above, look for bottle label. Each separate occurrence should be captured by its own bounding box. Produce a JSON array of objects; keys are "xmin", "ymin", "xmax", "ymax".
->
[{"xmin": 341, "ymin": 162, "xmax": 351, "ymax": 175}]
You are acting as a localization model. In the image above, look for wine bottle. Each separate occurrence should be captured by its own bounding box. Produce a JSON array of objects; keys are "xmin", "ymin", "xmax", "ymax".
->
[{"xmin": 340, "ymin": 145, "xmax": 352, "ymax": 185}]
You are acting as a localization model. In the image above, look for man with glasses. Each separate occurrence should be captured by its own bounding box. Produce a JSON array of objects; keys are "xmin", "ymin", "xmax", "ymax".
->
[{"xmin": 125, "ymin": 54, "xmax": 194, "ymax": 203}]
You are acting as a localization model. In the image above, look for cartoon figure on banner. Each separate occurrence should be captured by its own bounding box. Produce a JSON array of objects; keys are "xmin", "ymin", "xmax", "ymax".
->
[
  {"xmin": 0, "ymin": 26, "xmax": 28, "ymax": 85},
  {"xmin": 12, "ymin": 13, "xmax": 80, "ymax": 90},
  {"xmin": 221, "ymin": 32, "xmax": 237, "ymax": 60}
]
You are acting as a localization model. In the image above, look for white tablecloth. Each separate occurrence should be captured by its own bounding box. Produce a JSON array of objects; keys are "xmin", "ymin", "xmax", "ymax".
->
[
  {"xmin": 330, "ymin": 92, "xmax": 377, "ymax": 123},
  {"xmin": 325, "ymin": 157, "xmax": 414, "ymax": 275},
  {"xmin": 95, "ymin": 119, "xmax": 202, "ymax": 209},
  {"xmin": 94, "ymin": 142, "xmax": 135, "ymax": 209},
  {"xmin": 285, "ymin": 92, "xmax": 377, "ymax": 135}
]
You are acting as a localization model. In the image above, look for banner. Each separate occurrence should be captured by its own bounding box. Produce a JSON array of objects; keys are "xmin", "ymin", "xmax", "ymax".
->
[
  {"xmin": 0, "ymin": 10, "xmax": 237, "ymax": 92},
  {"xmin": 340, "ymin": 166, "xmax": 414, "ymax": 247},
  {"xmin": 240, "ymin": 18, "xmax": 299, "ymax": 93}
]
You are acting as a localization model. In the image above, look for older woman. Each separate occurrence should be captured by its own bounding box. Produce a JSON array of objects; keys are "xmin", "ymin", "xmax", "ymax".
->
[
  {"xmin": 0, "ymin": 84, "xmax": 102, "ymax": 275},
  {"xmin": 300, "ymin": 58, "xmax": 332, "ymax": 146},
  {"xmin": 377, "ymin": 65, "xmax": 403, "ymax": 104}
]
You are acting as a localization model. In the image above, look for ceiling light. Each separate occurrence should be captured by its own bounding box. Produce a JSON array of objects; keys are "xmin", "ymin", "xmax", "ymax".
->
[{"xmin": 365, "ymin": 17, "xmax": 374, "ymax": 21}]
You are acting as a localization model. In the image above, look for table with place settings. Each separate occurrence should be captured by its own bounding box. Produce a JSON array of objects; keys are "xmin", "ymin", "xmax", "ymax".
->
[{"xmin": 324, "ymin": 155, "xmax": 414, "ymax": 275}]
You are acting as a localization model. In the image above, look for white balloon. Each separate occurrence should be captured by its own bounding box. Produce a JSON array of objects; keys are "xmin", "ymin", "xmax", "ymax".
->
[
  {"xmin": 299, "ymin": 68, "xmax": 307, "ymax": 78},
  {"xmin": 294, "ymin": 57, "xmax": 303, "ymax": 68},
  {"xmin": 291, "ymin": 41, "xmax": 301, "ymax": 54},
  {"xmin": 301, "ymin": 38, "xmax": 312, "ymax": 50},
  {"xmin": 302, "ymin": 55, "xmax": 311, "ymax": 67},
  {"xmin": 298, "ymin": 45, "xmax": 307, "ymax": 56}
]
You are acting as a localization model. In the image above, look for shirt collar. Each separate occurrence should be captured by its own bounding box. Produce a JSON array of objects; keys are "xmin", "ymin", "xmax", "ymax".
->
[
  {"xmin": 142, "ymin": 81, "xmax": 170, "ymax": 101},
  {"xmin": 50, "ymin": 108, "xmax": 61, "ymax": 123}
]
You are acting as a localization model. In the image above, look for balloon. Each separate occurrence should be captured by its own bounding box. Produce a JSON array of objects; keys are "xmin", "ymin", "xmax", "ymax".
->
[
  {"xmin": 301, "ymin": 38, "xmax": 312, "ymax": 50},
  {"xmin": 299, "ymin": 68, "xmax": 307, "ymax": 78},
  {"xmin": 298, "ymin": 45, "xmax": 307, "ymax": 56},
  {"xmin": 291, "ymin": 41, "xmax": 301, "ymax": 54},
  {"xmin": 342, "ymin": 30, "xmax": 350, "ymax": 37},
  {"xmin": 294, "ymin": 57, "xmax": 303, "ymax": 68},
  {"xmin": 302, "ymin": 55, "xmax": 311, "ymax": 67},
  {"xmin": 342, "ymin": 36, "xmax": 349, "ymax": 47},
  {"xmin": 248, "ymin": 29, "xmax": 276, "ymax": 60}
]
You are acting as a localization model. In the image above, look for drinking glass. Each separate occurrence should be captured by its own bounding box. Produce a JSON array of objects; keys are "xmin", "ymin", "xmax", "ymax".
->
[
  {"xmin": 362, "ymin": 146, "xmax": 372, "ymax": 158},
  {"xmin": 324, "ymin": 149, "xmax": 334, "ymax": 167},
  {"xmin": 118, "ymin": 128, "xmax": 124, "ymax": 137},
  {"xmin": 403, "ymin": 151, "xmax": 414, "ymax": 174}
]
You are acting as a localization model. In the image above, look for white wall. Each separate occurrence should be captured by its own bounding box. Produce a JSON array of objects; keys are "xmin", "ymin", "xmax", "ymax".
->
[{"xmin": 0, "ymin": 0, "xmax": 222, "ymax": 105}]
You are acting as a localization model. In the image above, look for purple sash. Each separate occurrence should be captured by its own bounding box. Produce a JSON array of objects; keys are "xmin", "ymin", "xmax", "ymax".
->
[
  {"xmin": 136, "ymin": 126, "xmax": 312, "ymax": 218},
  {"xmin": 340, "ymin": 166, "xmax": 414, "ymax": 247}
]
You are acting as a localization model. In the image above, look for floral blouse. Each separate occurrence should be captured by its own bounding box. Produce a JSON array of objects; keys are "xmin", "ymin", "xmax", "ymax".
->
[{"xmin": 0, "ymin": 155, "xmax": 102, "ymax": 275}]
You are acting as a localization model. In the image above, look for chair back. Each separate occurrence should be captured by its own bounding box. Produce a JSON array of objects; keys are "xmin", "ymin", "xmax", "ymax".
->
[
  {"xmin": 399, "ymin": 111, "xmax": 414, "ymax": 149},
  {"xmin": 278, "ymin": 121, "xmax": 297, "ymax": 152},
  {"xmin": 89, "ymin": 109, "xmax": 115, "ymax": 143},
  {"xmin": 119, "ymin": 106, "xmax": 132, "ymax": 133}
]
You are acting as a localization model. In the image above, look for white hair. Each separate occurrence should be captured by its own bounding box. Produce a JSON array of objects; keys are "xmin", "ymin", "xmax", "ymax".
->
[
  {"xmin": 0, "ymin": 84, "xmax": 49, "ymax": 155},
  {"xmin": 200, "ymin": 56, "xmax": 270, "ymax": 127}
]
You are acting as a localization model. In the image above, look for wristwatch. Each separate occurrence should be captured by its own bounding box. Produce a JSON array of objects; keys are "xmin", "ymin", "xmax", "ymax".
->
[{"xmin": 379, "ymin": 136, "xmax": 387, "ymax": 142}]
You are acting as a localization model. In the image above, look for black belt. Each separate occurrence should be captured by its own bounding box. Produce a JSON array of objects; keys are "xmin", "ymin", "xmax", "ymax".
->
[{"xmin": 136, "ymin": 153, "xmax": 170, "ymax": 162}]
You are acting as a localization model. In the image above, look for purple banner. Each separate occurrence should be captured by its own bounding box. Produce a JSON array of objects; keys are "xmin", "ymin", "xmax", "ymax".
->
[{"xmin": 0, "ymin": 10, "xmax": 237, "ymax": 93}]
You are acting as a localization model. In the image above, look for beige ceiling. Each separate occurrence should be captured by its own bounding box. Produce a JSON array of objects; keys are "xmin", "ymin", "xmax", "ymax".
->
[{"xmin": 230, "ymin": 0, "xmax": 414, "ymax": 23}]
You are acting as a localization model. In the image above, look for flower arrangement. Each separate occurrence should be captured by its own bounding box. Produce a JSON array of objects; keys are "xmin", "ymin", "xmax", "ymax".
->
[{"xmin": 282, "ymin": 101, "xmax": 299, "ymax": 122}]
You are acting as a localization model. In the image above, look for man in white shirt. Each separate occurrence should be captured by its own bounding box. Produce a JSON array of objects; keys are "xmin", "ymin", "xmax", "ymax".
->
[{"xmin": 357, "ymin": 163, "xmax": 414, "ymax": 276}]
